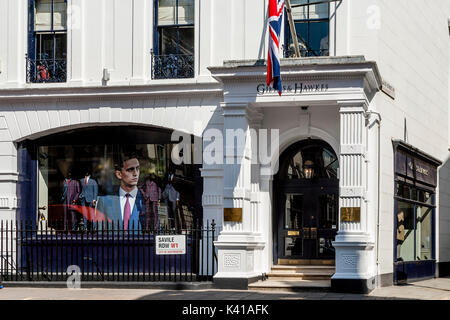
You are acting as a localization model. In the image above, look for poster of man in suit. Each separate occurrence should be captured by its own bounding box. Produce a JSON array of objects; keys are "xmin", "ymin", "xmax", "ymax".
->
[{"xmin": 96, "ymin": 151, "xmax": 145, "ymax": 231}]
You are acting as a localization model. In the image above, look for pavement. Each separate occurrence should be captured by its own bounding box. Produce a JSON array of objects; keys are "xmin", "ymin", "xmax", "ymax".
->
[{"xmin": 0, "ymin": 277, "xmax": 450, "ymax": 300}]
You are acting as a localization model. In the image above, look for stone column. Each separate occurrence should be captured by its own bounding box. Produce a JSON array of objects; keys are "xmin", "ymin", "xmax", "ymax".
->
[
  {"xmin": 213, "ymin": 103, "xmax": 264, "ymax": 289},
  {"xmin": 331, "ymin": 102, "xmax": 375, "ymax": 293}
]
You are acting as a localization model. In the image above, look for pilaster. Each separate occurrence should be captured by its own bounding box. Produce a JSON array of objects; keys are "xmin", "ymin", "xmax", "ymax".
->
[
  {"xmin": 213, "ymin": 102, "xmax": 265, "ymax": 288},
  {"xmin": 332, "ymin": 101, "xmax": 376, "ymax": 293}
]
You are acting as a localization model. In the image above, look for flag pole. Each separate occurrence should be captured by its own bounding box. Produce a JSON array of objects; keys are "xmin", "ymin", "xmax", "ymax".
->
[{"xmin": 285, "ymin": 0, "xmax": 301, "ymax": 58}]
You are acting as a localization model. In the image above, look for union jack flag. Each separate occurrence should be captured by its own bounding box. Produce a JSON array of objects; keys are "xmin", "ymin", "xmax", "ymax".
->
[{"xmin": 267, "ymin": 0, "xmax": 285, "ymax": 96}]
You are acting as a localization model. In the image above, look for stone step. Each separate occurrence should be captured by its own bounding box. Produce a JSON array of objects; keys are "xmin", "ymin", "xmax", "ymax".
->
[
  {"xmin": 268, "ymin": 265, "xmax": 335, "ymax": 281},
  {"xmin": 248, "ymin": 279, "xmax": 331, "ymax": 292},
  {"xmin": 267, "ymin": 273, "xmax": 333, "ymax": 281},
  {"xmin": 271, "ymin": 265, "xmax": 335, "ymax": 272}
]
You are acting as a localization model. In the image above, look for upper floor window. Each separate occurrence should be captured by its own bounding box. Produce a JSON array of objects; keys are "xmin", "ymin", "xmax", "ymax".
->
[
  {"xmin": 152, "ymin": 0, "xmax": 195, "ymax": 79},
  {"xmin": 284, "ymin": 0, "xmax": 329, "ymax": 58},
  {"xmin": 27, "ymin": 0, "xmax": 67, "ymax": 83}
]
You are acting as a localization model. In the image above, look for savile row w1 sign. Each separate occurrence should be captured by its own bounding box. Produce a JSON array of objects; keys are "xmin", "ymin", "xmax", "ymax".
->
[{"xmin": 156, "ymin": 235, "xmax": 186, "ymax": 255}]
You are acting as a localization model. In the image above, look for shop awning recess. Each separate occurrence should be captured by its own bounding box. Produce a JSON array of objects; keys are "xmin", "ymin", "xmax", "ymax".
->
[{"xmin": 285, "ymin": 0, "xmax": 343, "ymax": 58}]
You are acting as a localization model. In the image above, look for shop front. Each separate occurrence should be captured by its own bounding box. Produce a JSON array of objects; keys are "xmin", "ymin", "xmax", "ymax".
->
[{"xmin": 393, "ymin": 140, "xmax": 441, "ymax": 283}]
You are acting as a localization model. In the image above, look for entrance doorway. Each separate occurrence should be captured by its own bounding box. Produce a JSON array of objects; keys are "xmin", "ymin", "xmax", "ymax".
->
[{"xmin": 274, "ymin": 139, "xmax": 339, "ymax": 263}]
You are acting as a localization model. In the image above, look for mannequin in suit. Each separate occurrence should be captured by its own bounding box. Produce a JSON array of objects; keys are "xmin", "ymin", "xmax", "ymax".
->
[
  {"xmin": 140, "ymin": 174, "xmax": 161, "ymax": 230},
  {"xmin": 61, "ymin": 170, "xmax": 80, "ymax": 232},
  {"xmin": 96, "ymin": 153, "xmax": 144, "ymax": 231},
  {"xmin": 79, "ymin": 170, "xmax": 98, "ymax": 231},
  {"xmin": 162, "ymin": 173, "xmax": 183, "ymax": 231}
]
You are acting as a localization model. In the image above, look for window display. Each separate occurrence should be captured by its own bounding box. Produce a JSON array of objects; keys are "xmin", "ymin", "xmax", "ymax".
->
[
  {"xmin": 36, "ymin": 127, "xmax": 201, "ymax": 233},
  {"xmin": 395, "ymin": 183, "xmax": 434, "ymax": 262}
]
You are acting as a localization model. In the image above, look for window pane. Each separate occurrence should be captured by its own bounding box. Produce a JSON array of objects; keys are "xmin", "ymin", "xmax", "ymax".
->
[
  {"xmin": 291, "ymin": 0, "xmax": 308, "ymax": 20},
  {"xmin": 323, "ymin": 149, "xmax": 338, "ymax": 179},
  {"xmin": 160, "ymin": 27, "xmax": 194, "ymax": 55},
  {"xmin": 36, "ymin": 34, "xmax": 66, "ymax": 60},
  {"xmin": 288, "ymin": 21, "xmax": 308, "ymax": 57},
  {"xmin": 160, "ymin": 27, "xmax": 178, "ymax": 54},
  {"xmin": 178, "ymin": 27, "xmax": 194, "ymax": 55},
  {"xmin": 36, "ymin": 34, "xmax": 54, "ymax": 59},
  {"xmin": 416, "ymin": 206, "xmax": 432, "ymax": 260},
  {"xmin": 158, "ymin": 0, "xmax": 176, "ymax": 26},
  {"xmin": 285, "ymin": 237, "xmax": 302, "ymax": 256},
  {"xmin": 285, "ymin": 194, "xmax": 303, "ymax": 229},
  {"xmin": 38, "ymin": 139, "xmax": 198, "ymax": 232},
  {"xmin": 35, "ymin": 0, "xmax": 67, "ymax": 31},
  {"xmin": 55, "ymin": 34, "xmax": 67, "ymax": 59},
  {"xmin": 396, "ymin": 201, "xmax": 415, "ymax": 262},
  {"xmin": 309, "ymin": 3, "xmax": 328, "ymax": 19},
  {"xmin": 318, "ymin": 194, "xmax": 337, "ymax": 229},
  {"xmin": 287, "ymin": 151, "xmax": 304, "ymax": 179},
  {"xmin": 178, "ymin": 0, "xmax": 194, "ymax": 24},
  {"xmin": 53, "ymin": 0, "xmax": 67, "ymax": 31},
  {"xmin": 35, "ymin": 0, "xmax": 52, "ymax": 31},
  {"xmin": 309, "ymin": 21, "xmax": 329, "ymax": 56}
]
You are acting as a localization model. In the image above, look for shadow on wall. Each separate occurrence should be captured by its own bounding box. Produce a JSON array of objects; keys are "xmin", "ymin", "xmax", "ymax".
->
[{"xmin": 438, "ymin": 155, "xmax": 450, "ymax": 277}]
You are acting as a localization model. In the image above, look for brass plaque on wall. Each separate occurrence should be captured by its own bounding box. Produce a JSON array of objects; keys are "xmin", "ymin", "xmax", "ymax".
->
[
  {"xmin": 287, "ymin": 231, "xmax": 300, "ymax": 236},
  {"xmin": 224, "ymin": 208, "xmax": 243, "ymax": 222},
  {"xmin": 341, "ymin": 207, "xmax": 361, "ymax": 222}
]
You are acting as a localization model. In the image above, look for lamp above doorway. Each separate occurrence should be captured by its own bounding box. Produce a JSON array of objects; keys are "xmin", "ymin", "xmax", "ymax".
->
[{"xmin": 303, "ymin": 160, "xmax": 314, "ymax": 179}]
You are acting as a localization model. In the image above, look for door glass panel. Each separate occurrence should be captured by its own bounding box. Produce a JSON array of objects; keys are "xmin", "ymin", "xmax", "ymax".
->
[
  {"xmin": 416, "ymin": 206, "xmax": 432, "ymax": 260},
  {"xmin": 396, "ymin": 201, "xmax": 415, "ymax": 262},
  {"xmin": 318, "ymin": 194, "xmax": 338, "ymax": 229},
  {"xmin": 285, "ymin": 194, "xmax": 303, "ymax": 229},
  {"xmin": 285, "ymin": 237, "xmax": 302, "ymax": 256}
]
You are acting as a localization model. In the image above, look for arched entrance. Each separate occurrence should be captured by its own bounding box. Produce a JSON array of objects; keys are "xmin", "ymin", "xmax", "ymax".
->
[{"xmin": 274, "ymin": 139, "xmax": 339, "ymax": 264}]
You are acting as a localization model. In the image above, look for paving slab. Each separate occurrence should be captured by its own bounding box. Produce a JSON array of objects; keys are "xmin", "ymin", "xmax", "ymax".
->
[{"xmin": 0, "ymin": 277, "xmax": 449, "ymax": 300}]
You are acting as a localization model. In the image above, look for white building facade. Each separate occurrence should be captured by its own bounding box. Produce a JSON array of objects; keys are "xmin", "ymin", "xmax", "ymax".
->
[{"xmin": 0, "ymin": 0, "xmax": 450, "ymax": 293}]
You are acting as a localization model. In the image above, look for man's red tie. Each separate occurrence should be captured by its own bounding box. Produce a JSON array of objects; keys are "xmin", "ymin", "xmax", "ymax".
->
[
  {"xmin": 85, "ymin": 176, "xmax": 88, "ymax": 187},
  {"xmin": 124, "ymin": 193, "xmax": 131, "ymax": 231}
]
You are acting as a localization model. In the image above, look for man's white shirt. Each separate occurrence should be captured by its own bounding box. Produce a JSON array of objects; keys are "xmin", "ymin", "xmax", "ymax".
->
[{"xmin": 119, "ymin": 187, "xmax": 138, "ymax": 221}]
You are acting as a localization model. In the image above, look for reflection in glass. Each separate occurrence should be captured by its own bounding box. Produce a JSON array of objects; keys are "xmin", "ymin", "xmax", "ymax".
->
[
  {"xmin": 38, "ymin": 143, "xmax": 197, "ymax": 232},
  {"xmin": 397, "ymin": 201, "xmax": 415, "ymax": 261},
  {"xmin": 318, "ymin": 194, "xmax": 337, "ymax": 229},
  {"xmin": 160, "ymin": 27, "xmax": 194, "ymax": 55},
  {"xmin": 286, "ymin": 0, "xmax": 329, "ymax": 57},
  {"xmin": 284, "ymin": 144, "xmax": 338, "ymax": 180},
  {"xmin": 416, "ymin": 206, "xmax": 432, "ymax": 260},
  {"xmin": 285, "ymin": 194, "xmax": 303, "ymax": 230},
  {"xmin": 35, "ymin": 0, "xmax": 67, "ymax": 31},
  {"xmin": 285, "ymin": 237, "xmax": 302, "ymax": 256},
  {"xmin": 158, "ymin": 0, "xmax": 194, "ymax": 25}
]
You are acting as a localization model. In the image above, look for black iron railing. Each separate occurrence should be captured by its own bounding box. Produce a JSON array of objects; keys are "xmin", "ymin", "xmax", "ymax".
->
[
  {"xmin": 0, "ymin": 219, "xmax": 217, "ymax": 282},
  {"xmin": 26, "ymin": 58, "xmax": 67, "ymax": 83},
  {"xmin": 151, "ymin": 51, "xmax": 194, "ymax": 79}
]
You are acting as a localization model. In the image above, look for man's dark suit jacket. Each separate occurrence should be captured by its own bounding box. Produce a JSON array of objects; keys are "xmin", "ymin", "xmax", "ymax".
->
[
  {"xmin": 79, "ymin": 177, "xmax": 98, "ymax": 204},
  {"xmin": 96, "ymin": 188, "xmax": 145, "ymax": 231}
]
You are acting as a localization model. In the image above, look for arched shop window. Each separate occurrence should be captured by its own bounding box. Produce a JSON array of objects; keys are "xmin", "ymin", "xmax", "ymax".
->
[
  {"xmin": 27, "ymin": 0, "xmax": 67, "ymax": 83},
  {"xmin": 284, "ymin": 0, "xmax": 329, "ymax": 57},
  {"xmin": 18, "ymin": 126, "xmax": 203, "ymax": 233},
  {"xmin": 152, "ymin": 0, "xmax": 195, "ymax": 79}
]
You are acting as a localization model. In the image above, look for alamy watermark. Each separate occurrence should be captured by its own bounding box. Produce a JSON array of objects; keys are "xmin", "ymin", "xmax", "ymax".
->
[
  {"xmin": 170, "ymin": 121, "xmax": 280, "ymax": 173},
  {"xmin": 66, "ymin": 265, "xmax": 81, "ymax": 289}
]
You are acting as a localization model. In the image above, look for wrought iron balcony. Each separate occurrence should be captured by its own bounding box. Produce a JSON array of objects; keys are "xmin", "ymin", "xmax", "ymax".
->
[
  {"xmin": 283, "ymin": 46, "xmax": 329, "ymax": 58},
  {"xmin": 151, "ymin": 51, "xmax": 194, "ymax": 79},
  {"xmin": 26, "ymin": 58, "xmax": 67, "ymax": 83}
]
